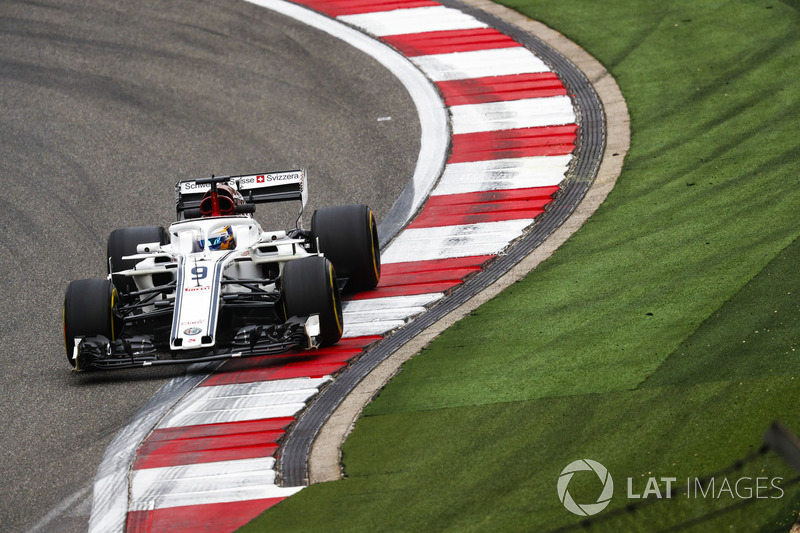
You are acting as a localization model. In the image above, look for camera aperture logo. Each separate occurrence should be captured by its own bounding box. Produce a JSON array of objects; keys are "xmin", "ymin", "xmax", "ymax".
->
[{"xmin": 557, "ymin": 459, "xmax": 614, "ymax": 516}]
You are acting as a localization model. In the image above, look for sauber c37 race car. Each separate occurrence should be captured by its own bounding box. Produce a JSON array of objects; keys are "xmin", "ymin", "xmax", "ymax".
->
[{"xmin": 63, "ymin": 171, "xmax": 380, "ymax": 371}]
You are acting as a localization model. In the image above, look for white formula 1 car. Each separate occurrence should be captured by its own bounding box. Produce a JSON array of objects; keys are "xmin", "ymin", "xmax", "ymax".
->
[{"xmin": 63, "ymin": 171, "xmax": 380, "ymax": 371}]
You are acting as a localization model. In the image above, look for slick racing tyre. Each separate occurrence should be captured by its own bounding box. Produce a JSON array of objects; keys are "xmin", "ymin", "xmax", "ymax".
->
[
  {"xmin": 311, "ymin": 204, "xmax": 380, "ymax": 292},
  {"xmin": 63, "ymin": 278, "xmax": 115, "ymax": 367},
  {"xmin": 282, "ymin": 256, "xmax": 343, "ymax": 346},
  {"xmin": 107, "ymin": 225, "xmax": 170, "ymax": 274}
]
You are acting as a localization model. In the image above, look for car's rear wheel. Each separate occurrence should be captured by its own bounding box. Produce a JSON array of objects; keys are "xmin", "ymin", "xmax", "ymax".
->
[
  {"xmin": 63, "ymin": 278, "xmax": 116, "ymax": 367},
  {"xmin": 311, "ymin": 204, "xmax": 380, "ymax": 292},
  {"xmin": 282, "ymin": 256, "xmax": 343, "ymax": 346},
  {"xmin": 107, "ymin": 225, "xmax": 170, "ymax": 274}
]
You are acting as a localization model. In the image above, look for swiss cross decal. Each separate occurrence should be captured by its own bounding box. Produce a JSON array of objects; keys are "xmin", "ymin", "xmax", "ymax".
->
[{"xmin": 257, "ymin": 175, "xmax": 265, "ymax": 183}]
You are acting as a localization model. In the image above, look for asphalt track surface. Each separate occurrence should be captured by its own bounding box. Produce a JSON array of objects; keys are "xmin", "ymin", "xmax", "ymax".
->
[{"xmin": 0, "ymin": 1, "xmax": 419, "ymax": 530}]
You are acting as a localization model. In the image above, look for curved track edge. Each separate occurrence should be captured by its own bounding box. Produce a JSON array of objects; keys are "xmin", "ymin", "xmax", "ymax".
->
[{"xmin": 286, "ymin": 0, "xmax": 631, "ymax": 485}]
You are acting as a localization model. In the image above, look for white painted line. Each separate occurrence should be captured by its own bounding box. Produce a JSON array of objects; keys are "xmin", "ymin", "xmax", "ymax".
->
[
  {"xmin": 432, "ymin": 155, "xmax": 572, "ymax": 195},
  {"xmin": 381, "ymin": 219, "xmax": 533, "ymax": 263},
  {"xmin": 344, "ymin": 320, "xmax": 408, "ymax": 337},
  {"xmin": 158, "ymin": 378, "xmax": 329, "ymax": 428},
  {"xmin": 188, "ymin": 377, "xmax": 329, "ymax": 398},
  {"xmin": 339, "ymin": 6, "xmax": 486, "ymax": 37},
  {"xmin": 135, "ymin": 456, "xmax": 275, "ymax": 482},
  {"xmin": 132, "ymin": 458, "xmax": 275, "ymax": 498},
  {"xmin": 158, "ymin": 396, "xmax": 315, "ymax": 429},
  {"xmin": 343, "ymin": 293, "xmax": 443, "ymax": 315},
  {"xmin": 345, "ymin": 307, "xmax": 428, "ymax": 324},
  {"xmin": 410, "ymin": 47, "xmax": 549, "ymax": 81},
  {"xmin": 130, "ymin": 485, "xmax": 304, "ymax": 511},
  {"xmin": 346, "ymin": 308, "xmax": 428, "ymax": 324},
  {"xmin": 450, "ymin": 96, "xmax": 576, "ymax": 134},
  {"xmin": 163, "ymin": 403, "xmax": 311, "ymax": 428},
  {"xmin": 343, "ymin": 294, "xmax": 444, "ymax": 336},
  {"xmin": 131, "ymin": 458, "xmax": 303, "ymax": 510}
]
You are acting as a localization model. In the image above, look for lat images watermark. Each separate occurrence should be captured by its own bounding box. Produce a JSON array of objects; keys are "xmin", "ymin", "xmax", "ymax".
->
[
  {"xmin": 557, "ymin": 460, "xmax": 786, "ymax": 517},
  {"xmin": 557, "ymin": 459, "xmax": 614, "ymax": 516}
]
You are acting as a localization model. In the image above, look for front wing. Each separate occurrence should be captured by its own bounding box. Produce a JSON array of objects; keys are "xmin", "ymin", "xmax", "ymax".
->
[{"xmin": 70, "ymin": 315, "xmax": 322, "ymax": 371}]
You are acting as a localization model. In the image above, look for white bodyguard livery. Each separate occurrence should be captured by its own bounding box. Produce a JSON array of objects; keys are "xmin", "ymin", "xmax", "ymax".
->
[{"xmin": 63, "ymin": 170, "xmax": 381, "ymax": 371}]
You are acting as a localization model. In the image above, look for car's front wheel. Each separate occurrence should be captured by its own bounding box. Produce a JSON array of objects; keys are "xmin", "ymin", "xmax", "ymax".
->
[
  {"xmin": 63, "ymin": 278, "xmax": 116, "ymax": 367},
  {"xmin": 281, "ymin": 256, "xmax": 343, "ymax": 346}
]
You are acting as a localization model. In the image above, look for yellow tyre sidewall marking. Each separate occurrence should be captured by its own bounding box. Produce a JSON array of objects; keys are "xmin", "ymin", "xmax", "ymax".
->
[
  {"xmin": 110, "ymin": 287, "xmax": 118, "ymax": 341},
  {"xmin": 329, "ymin": 262, "xmax": 343, "ymax": 336},
  {"xmin": 368, "ymin": 211, "xmax": 379, "ymax": 282}
]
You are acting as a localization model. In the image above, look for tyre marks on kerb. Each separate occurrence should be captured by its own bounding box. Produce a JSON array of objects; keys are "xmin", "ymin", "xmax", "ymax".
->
[{"xmin": 112, "ymin": 0, "xmax": 578, "ymax": 530}]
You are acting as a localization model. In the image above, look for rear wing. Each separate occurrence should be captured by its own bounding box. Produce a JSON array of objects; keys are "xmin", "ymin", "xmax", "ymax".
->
[{"xmin": 175, "ymin": 170, "xmax": 308, "ymax": 221}]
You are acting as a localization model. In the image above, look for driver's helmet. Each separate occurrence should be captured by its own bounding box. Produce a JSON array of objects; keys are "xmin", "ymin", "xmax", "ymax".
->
[
  {"xmin": 200, "ymin": 184, "xmax": 244, "ymax": 217},
  {"xmin": 203, "ymin": 225, "xmax": 236, "ymax": 251}
]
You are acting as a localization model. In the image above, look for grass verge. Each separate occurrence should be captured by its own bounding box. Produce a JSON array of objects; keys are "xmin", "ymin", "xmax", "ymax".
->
[{"xmin": 242, "ymin": 0, "xmax": 800, "ymax": 530}]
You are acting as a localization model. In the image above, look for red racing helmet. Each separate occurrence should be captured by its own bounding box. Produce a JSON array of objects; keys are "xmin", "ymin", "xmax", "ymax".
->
[{"xmin": 200, "ymin": 184, "xmax": 245, "ymax": 217}]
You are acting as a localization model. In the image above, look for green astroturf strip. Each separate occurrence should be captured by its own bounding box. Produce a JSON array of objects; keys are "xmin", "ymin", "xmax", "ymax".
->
[{"xmin": 242, "ymin": 0, "xmax": 800, "ymax": 530}]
